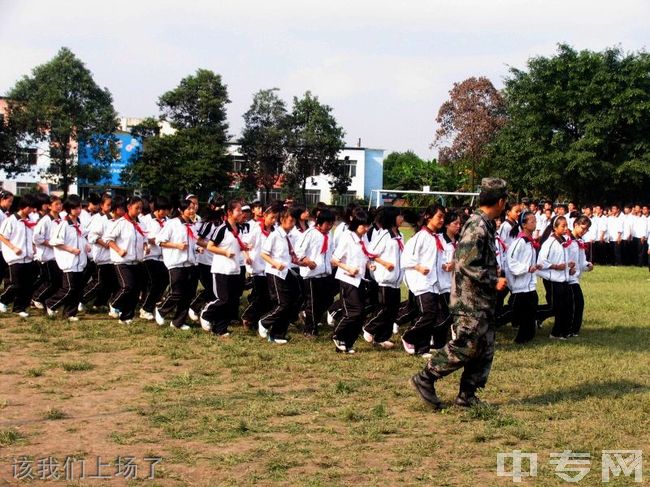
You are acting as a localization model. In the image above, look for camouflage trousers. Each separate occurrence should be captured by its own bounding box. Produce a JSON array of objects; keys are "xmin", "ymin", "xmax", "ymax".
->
[{"xmin": 426, "ymin": 314, "xmax": 495, "ymax": 392}]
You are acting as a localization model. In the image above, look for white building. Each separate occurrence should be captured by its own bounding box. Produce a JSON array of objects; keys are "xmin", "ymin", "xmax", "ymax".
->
[{"xmin": 229, "ymin": 143, "xmax": 384, "ymax": 206}]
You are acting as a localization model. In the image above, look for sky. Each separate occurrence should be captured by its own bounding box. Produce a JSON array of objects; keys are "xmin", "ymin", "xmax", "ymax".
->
[{"xmin": 1, "ymin": 0, "xmax": 648, "ymax": 159}]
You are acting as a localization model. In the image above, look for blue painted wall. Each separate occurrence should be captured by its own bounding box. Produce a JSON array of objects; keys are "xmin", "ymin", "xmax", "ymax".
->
[
  {"xmin": 78, "ymin": 133, "xmax": 142, "ymax": 187},
  {"xmin": 363, "ymin": 149, "xmax": 384, "ymax": 200}
]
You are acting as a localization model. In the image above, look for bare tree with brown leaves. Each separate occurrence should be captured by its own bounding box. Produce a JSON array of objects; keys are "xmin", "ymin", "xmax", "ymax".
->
[{"xmin": 432, "ymin": 76, "xmax": 506, "ymax": 189}]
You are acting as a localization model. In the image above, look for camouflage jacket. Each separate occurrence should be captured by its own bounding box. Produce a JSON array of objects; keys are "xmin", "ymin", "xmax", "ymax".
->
[{"xmin": 449, "ymin": 209, "xmax": 498, "ymax": 320}]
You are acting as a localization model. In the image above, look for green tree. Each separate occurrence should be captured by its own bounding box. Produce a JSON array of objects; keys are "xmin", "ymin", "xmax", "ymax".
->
[
  {"xmin": 239, "ymin": 88, "xmax": 288, "ymax": 201},
  {"xmin": 6, "ymin": 47, "xmax": 118, "ymax": 196},
  {"xmin": 489, "ymin": 44, "xmax": 650, "ymax": 203},
  {"xmin": 383, "ymin": 150, "xmax": 464, "ymax": 205},
  {"xmin": 125, "ymin": 70, "xmax": 232, "ymax": 198},
  {"xmin": 285, "ymin": 91, "xmax": 346, "ymax": 203}
]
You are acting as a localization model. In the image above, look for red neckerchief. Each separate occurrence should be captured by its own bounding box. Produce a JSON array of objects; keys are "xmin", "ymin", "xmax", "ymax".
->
[
  {"xmin": 182, "ymin": 219, "xmax": 196, "ymax": 240},
  {"xmin": 229, "ymin": 222, "xmax": 247, "ymax": 251},
  {"xmin": 495, "ymin": 235, "xmax": 507, "ymax": 252},
  {"xmin": 259, "ymin": 221, "xmax": 271, "ymax": 238},
  {"xmin": 49, "ymin": 213, "xmax": 61, "ymax": 224},
  {"xmin": 124, "ymin": 214, "xmax": 146, "ymax": 237},
  {"xmin": 576, "ymin": 238, "xmax": 587, "ymax": 250},
  {"xmin": 561, "ymin": 237, "xmax": 573, "ymax": 248},
  {"xmin": 319, "ymin": 229, "xmax": 329, "ymax": 254},
  {"xmin": 517, "ymin": 231, "xmax": 540, "ymax": 250},
  {"xmin": 19, "ymin": 216, "xmax": 37, "ymax": 229},
  {"xmin": 284, "ymin": 232, "xmax": 300, "ymax": 264},
  {"xmin": 421, "ymin": 225, "xmax": 445, "ymax": 252},
  {"xmin": 67, "ymin": 217, "xmax": 82, "ymax": 236},
  {"xmin": 394, "ymin": 236, "xmax": 404, "ymax": 252},
  {"xmin": 358, "ymin": 237, "xmax": 379, "ymax": 260},
  {"xmin": 156, "ymin": 218, "xmax": 165, "ymax": 228}
]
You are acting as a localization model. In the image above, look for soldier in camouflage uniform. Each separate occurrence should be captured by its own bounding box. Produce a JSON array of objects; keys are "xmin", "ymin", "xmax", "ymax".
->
[{"xmin": 411, "ymin": 178, "xmax": 509, "ymax": 409}]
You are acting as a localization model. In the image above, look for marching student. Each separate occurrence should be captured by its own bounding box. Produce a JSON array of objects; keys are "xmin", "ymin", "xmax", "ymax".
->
[
  {"xmin": 46, "ymin": 195, "xmax": 89, "ymax": 321},
  {"xmin": 154, "ymin": 198, "xmax": 200, "ymax": 330},
  {"xmin": 287, "ymin": 206, "xmax": 306, "ymax": 322},
  {"xmin": 104, "ymin": 196, "xmax": 147, "ymax": 324},
  {"xmin": 326, "ymin": 202, "xmax": 360, "ymax": 326},
  {"xmin": 200, "ymin": 199, "xmax": 248, "ymax": 336},
  {"xmin": 140, "ymin": 196, "xmax": 171, "ymax": 320},
  {"xmin": 241, "ymin": 204, "xmax": 279, "ymax": 330},
  {"xmin": 495, "ymin": 202, "xmax": 521, "ymax": 327},
  {"xmin": 362, "ymin": 206, "xmax": 403, "ymax": 349},
  {"xmin": 32, "ymin": 195, "xmax": 63, "ymax": 308},
  {"xmin": 433, "ymin": 210, "xmax": 461, "ymax": 349},
  {"xmin": 258, "ymin": 208, "xmax": 301, "ymax": 344},
  {"xmin": 0, "ymin": 190, "xmax": 15, "ymax": 288},
  {"xmin": 295, "ymin": 208, "xmax": 336, "ymax": 337},
  {"xmin": 506, "ymin": 211, "xmax": 542, "ymax": 343},
  {"xmin": 84, "ymin": 194, "xmax": 120, "ymax": 311},
  {"xmin": 606, "ymin": 204, "xmax": 623, "ymax": 266},
  {"xmin": 400, "ymin": 204, "xmax": 446, "ymax": 356},
  {"xmin": 0, "ymin": 194, "xmax": 38, "ymax": 317},
  {"xmin": 566, "ymin": 215, "xmax": 593, "ymax": 337},
  {"xmin": 331, "ymin": 208, "xmax": 375, "ymax": 354},
  {"xmin": 537, "ymin": 215, "xmax": 574, "ymax": 340}
]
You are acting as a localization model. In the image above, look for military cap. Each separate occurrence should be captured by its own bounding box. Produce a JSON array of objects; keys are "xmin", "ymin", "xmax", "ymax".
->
[{"xmin": 480, "ymin": 177, "xmax": 508, "ymax": 198}]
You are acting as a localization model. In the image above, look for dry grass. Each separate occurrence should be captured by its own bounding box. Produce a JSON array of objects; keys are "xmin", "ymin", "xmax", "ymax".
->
[{"xmin": 0, "ymin": 266, "xmax": 648, "ymax": 485}]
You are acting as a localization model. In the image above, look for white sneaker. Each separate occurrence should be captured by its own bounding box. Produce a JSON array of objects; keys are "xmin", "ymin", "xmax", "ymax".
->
[
  {"xmin": 139, "ymin": 309, "xmax": 154, "ymax": 321},
  {"xmin": 78, "ymin": 303, "xmax": 85, "ymax": 313},
  {"xmin": 0, "ymin": 302, "xmax": 8, "ymax": 313},
  {"xmin": 199, "ymin": 313, "xmax": 212, "ymax": 332},
  {"xmin": 32, "ymin": 301, "xmax": 44, "ymax": 310},
  {"xmin": 392, "ymin": 323, "xmax": 399, "ymax": 335},
  {"xmin": 108, "ymin": 306, "xmax": 120, "ymax": 318},
  {"xmin": 362, "ymin": 330, "xmax": 374, "ymax": 343},
  {"xmin": 46, "ymin": 307, "xmax": 56, "ymax": 317},
  {"xmin": 171, "ymin": 323, "xmax": 191, "ymax": 331},
  {"xmin": 154, "ymin": 307, "xmax": 165, "ymax": 326},
  {"xmin": 258, "ymin": 321, "xmax": 269, "ymax": 339},
  {"xmin": 68, "ymin": 316, "xmax": 79, "ymax": 322},
  {"xmin": 326, "ymin": 312, "xmax": 336, "ymax": 326},
  {"xmin": 377, "ymin": 340, "xmax": 395, "ymax": 349},
  {"xmin": 119, "ymin": 319, "xmax": 133, "ymax": 325},
  {"xmin": 17, "ymin": 311, "xmax": 29, "ymax": 318},
  {"xmin": 332, "ymin": 339, "xmax": 347, "ymax": 352},
  {"xmin": 188, "ymin": 308, "xmax": 199, "ymax": 322},
  {"xmin": 401, "ymin": 337, "xmax": 416, "ymax": 355},
  {"xmin": 269, "ymin": 337, "xmax": 288, "ymax": 344},
  {"xmin": 421, "ymin": 353, "xmax": 432, "ymax": 359}
]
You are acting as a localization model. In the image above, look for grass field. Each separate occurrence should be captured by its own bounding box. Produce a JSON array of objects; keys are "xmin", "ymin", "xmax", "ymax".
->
[{"xmin": 0, "ymin": 265, "xmax": 649, "ymax": 486}]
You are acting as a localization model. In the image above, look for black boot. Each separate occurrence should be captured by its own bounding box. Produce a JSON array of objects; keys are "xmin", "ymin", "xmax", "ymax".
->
[
  {"xmin": 455, "ymin": 389, "xmax": 482, "ymax": 408},
  {"xmin": 410, "ymin": 369, "xmax": 443, "ymax": 409}
]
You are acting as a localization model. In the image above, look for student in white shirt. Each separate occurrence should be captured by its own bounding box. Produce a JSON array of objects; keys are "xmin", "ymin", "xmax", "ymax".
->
[
  {"xmin": 362, "ymin": 206, "xmax": 403, "ymax": 349},
  {"xmin": 32, "ymin": 195, "xmax": 63, "ymax": 307},
  {"xmin": 606, "ymin": 205, "xmax": 623, "ymax": 265},
  {"xmin": 0, "ymin": 190, "xmax": 15, "ymax": 287},
  {"xmin": 400, "ymin": 204, "xmax": 446, "ymax": 356},
  {"xmin": 83, "ymin": 193, "xmax": 116, "ymax": 310},
  {"xmin": 537, "ymin": 216, "xmax": 574, "ymax": 339},
  {"xmin": 565, "ymin": 215, "xmax": 594, "ymax": 337},
  {"xmin": 241, "ymin": 204, "xmax": 279, "ymax": 331},
  {"xmin": 104, "ymin": 196, "xmax": 147, "ymax": 324},
  {"xmin": 506, "ymin": 211, "xmax": 542, "ymax": 343},
  {"xmin": 200, "ymin": 200, "xmax": 248, "ymax": 336},
  {"xmin": 295, "ymin": 208, "xmax": 336, "ymax": 337},
  {"xmin": 432, "ymin": 210, "xmax": 461, "ymax": 349},
  {"xmin": 259, "ymin": 208, "xmax": 302, "ymax": 344},
  {"xmin": 140, "ymin": 196, "xmax": 171, "ymax": 320},
  {"xmin": 0, "ymin": 194, "xmax": 38, "ymax": 317},
  {"xmin": 154, "ymin": 198, "xmax": 200, "ymax": 330},
  {"xmin": 331, "ymin": 208, "xmax": 376, "ymax": 353},
  {"xmin": 46, "ymin": 195, "xmax": 89, "ymax": 321}
]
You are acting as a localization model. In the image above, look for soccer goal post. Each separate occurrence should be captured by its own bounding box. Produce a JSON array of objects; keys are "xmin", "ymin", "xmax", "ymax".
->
[{"xmin": 368, "ymin": 189, "xmax": 479, "ymax": 210}]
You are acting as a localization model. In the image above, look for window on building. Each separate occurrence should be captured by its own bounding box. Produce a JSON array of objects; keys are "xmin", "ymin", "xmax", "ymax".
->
[
  {"xmin": 15, "ymin": 182, "xmax": 35, "ymax": 196},
  {"xmin": 333, "ymin": 191, "xmax": 358, "ymax": 206},
  {"xmin": 304, "ymin": 189, "xmax": 321, "ymax": 206},
  {"xmin": 18, "ymin": 148, "xmax": 38, "ymax": 165},
  {"xmin": 232, "ymin": 155, "xmax": 246, "ymax": 173},
  {"xmin": 340, "ymin": 158, "xmax": 357, "ymax": 178}
]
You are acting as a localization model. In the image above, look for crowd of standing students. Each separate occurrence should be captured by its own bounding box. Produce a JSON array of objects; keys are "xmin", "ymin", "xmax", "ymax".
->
[{"xmin": 0, "ymin": 188, "xmax": 624, "ymax": 353}]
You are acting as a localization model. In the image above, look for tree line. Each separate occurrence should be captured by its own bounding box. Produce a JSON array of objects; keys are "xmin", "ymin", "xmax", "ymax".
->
[{"xmin": 3, "ymin": 44, "xmax": 650, "ymax": 205}]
